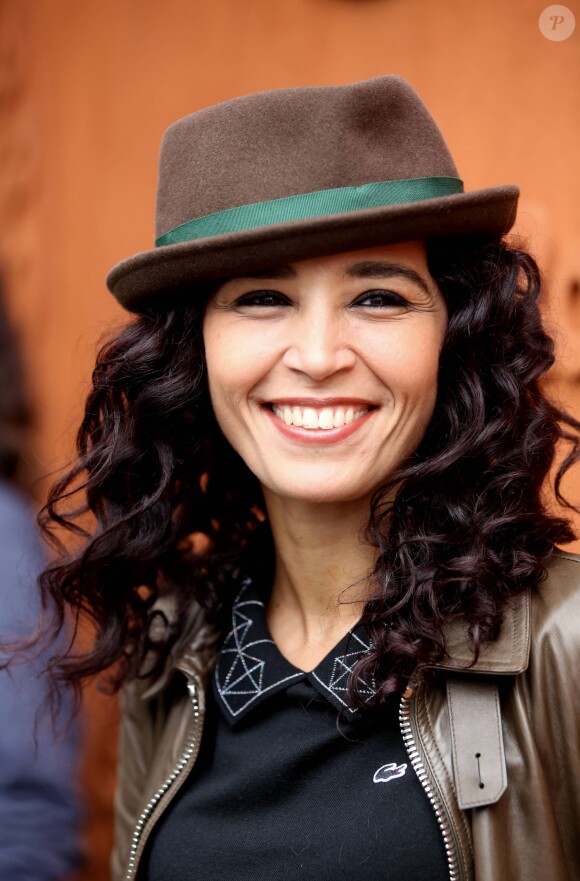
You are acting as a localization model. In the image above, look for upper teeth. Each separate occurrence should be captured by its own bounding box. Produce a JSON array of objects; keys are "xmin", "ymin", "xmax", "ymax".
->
[{"xmin": 271, "ymin": 404, "xmax": 371, "ymax": 430}]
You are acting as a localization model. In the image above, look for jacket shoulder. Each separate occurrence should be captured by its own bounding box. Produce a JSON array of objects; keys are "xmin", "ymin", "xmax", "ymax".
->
[
  {"xmin": 525, "ymin": 548, "xmax": 580, "ymax": 734},
  {"xmin": 532, "ymin": 548, "xmax": 580, "ymax": 654}
]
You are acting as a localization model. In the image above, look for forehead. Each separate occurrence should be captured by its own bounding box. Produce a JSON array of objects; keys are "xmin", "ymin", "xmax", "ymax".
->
[{"xmin": 221, "ymin": 240, "xmax": 431, "ymax": 295}]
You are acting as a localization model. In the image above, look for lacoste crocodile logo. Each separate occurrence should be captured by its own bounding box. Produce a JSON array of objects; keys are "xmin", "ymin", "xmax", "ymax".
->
[{"xmin": 373, "ymin": 762, "xmax": 407, "ymax": 783}]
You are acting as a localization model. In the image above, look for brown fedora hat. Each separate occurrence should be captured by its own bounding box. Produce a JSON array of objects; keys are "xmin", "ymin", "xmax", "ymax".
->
[{"xmin": 106, "ymin": 74, "xmax": 519, "ymax": 313}]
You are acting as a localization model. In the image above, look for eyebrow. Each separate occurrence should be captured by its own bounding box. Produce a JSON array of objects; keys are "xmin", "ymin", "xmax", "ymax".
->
[{"xmin": 234, "ymin": 260, "xmax": 431, "ymax": 296}]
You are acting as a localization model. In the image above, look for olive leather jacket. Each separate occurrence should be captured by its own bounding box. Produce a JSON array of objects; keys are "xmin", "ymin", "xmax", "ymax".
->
[{"xmin": 111, "ymin": 548, "xmax": 580, "ymax": 881}]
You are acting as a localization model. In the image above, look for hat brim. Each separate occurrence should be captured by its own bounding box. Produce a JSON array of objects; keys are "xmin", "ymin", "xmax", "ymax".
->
[{"xmin": 106, "ymin": 186, "xmax": 519, "ymax": 313}]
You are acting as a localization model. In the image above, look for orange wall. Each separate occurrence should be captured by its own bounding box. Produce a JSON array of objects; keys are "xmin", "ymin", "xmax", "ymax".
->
[{"xmin": 1, "ymin": 0, "xmax": 579, "ymax": 878}]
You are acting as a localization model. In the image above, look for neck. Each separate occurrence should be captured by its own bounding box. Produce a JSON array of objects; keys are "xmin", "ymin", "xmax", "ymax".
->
[{"xmin": 258, "ymin": 487, "xmax": 388, "ymax": 669}]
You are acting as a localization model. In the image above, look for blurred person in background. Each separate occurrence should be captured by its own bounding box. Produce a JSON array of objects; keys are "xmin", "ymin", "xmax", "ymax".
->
[{"xmin": 0, "ymin": 273, "xmax": 84, "ymax": 879}]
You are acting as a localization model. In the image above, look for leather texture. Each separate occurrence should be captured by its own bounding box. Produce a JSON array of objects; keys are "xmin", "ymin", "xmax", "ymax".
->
[
  {"xmin": 111, "ymin": 548, "xmax": 580, "ymax": 881},
  {"xmin": 446, "ymin": 678, "xmax": 507, "ymax": 809}
]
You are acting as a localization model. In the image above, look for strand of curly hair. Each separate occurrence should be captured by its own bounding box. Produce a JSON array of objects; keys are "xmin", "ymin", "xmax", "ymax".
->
[{"xmin": 33, "ymin": 234, "xmax": 580, "ymax": 714}]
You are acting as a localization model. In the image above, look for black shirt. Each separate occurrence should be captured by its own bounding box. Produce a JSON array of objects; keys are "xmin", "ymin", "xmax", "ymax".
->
[{"xmin": 142, "ymin": 574, "xmax": 450, "ymax": 881}]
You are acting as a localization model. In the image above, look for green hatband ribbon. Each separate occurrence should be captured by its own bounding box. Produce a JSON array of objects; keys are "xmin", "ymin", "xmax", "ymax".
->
[{"xmin": 155, "ymin": 175, "xmax": 464, "ymax": 247}]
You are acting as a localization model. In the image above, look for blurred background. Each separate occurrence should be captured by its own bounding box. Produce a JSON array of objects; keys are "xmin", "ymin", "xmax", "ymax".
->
[{"xmin": 0, "ymin": 0, "xmax": 578, "ymax": 877}]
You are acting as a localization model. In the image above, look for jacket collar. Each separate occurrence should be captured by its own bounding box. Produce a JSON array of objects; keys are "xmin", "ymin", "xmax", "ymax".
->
[{"xmin": 430, "ymin": 586, "xmax": 531, "ymax": 675}]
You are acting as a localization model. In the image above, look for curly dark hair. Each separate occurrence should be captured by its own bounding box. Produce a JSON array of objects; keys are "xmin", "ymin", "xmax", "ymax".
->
[{"xmin": 35, "ymin": 234, "xmax": 580, "ymax": 713}]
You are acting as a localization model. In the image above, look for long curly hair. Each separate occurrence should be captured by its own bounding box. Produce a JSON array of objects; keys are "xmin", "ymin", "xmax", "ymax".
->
[{"xmin": 36, "ymin": 234, "xmax": 580, "ymax": 712}]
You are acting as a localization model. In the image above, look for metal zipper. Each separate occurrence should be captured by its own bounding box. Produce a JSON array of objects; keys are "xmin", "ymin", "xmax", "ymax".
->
[
  {"xmin": 399, "ymin": 685, "xmax": 463, "ymax": 881},
  {"xmin": 124, "ymin": 679, "xmax": 202, "ymax": 881}
]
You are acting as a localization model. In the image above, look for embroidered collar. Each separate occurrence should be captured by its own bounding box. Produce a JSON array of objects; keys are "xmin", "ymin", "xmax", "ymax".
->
[
  {"xmin": 213, "ymin": 574, "xmax": 376, "ymax": 724},
  {"xmin": 142, "ymin": 546, "xmax": 544, "ymax": 705}
]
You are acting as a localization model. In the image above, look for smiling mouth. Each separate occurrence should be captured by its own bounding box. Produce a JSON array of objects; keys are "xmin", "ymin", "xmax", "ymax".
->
[{"xmin": 262, "ymin": 402, "xmax": 378, "ymax": 431}]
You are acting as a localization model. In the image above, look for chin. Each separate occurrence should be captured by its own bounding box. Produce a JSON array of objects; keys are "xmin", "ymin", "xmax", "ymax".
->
[{"xmin": 267, "ymin": 481, "xmax": 372, "ymax": 505}]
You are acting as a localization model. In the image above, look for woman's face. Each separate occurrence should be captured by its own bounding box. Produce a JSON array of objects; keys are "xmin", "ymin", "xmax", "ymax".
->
[{"xmin": 202, "ymin": 240, "xmax": 448, "ymax": 505}]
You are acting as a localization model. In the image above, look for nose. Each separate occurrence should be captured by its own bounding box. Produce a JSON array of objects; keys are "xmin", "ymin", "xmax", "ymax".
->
[{"xmin": 281, "ymin": 301, "xmax": 356, "ymax": 379}]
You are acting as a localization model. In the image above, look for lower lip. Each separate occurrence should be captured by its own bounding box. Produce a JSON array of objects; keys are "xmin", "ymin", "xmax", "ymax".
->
[{"xmin": 262, "ymin": 405, "xmax": 377, "ymax": 445}]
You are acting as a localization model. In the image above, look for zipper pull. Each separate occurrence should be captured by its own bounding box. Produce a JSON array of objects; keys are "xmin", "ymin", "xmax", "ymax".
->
[{"xmin": 402, "ymin": 669, "xmax": 423, "ymax": 700}]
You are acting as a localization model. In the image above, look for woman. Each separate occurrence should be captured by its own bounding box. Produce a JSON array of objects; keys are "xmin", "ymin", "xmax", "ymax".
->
[{"xmin": 38, "ymin": 75, "xmax": 580, "ymax": 881}]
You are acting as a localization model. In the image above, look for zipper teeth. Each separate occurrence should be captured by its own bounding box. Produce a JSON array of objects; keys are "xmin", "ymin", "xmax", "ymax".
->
[
  {"xmin": 125, "ymin": 682, "xmax": 200, "ymax": 881},
  {"xmin": 399, "ymin": 691, "xmax": 461, "ymax": 881}
]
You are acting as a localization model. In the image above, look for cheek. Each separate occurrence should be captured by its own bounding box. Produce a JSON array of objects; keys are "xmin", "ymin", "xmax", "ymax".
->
[
  {"xmin": 203, "ymin": 323, "xmax": 261, "ymax": 406},
  {"xmin": 365, "ymin": 326, "xmax": 443, "ymax": 396},
  {"xmin": 203, "ymin": 323, "xmax": 231, "ymax": 407}
]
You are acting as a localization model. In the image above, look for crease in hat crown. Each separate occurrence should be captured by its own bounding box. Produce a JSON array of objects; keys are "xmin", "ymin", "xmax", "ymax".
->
[
  {"xmin": 106, "ymin": 74, "xmax": 519, "ymax": 313},
  {"xmin": 153, "ymin": 74, "xmax": 462, "ymax": 243}
]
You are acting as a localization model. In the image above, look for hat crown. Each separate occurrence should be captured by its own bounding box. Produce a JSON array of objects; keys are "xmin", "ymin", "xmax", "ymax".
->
[{"xmin": 155, "ymin": 75, "xmax": 459, "ymax": 240}]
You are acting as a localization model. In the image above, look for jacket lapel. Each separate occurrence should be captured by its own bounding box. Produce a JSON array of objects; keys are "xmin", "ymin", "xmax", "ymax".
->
[{"xmin": 432, "ymin": 586, "xmax": 531, "ymax": 674}]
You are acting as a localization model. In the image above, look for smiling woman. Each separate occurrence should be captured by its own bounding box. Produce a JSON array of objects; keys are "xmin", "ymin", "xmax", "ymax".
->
[
  {"xmin": 32, "ymin": 76, "xmax": 580, "ymax": 881},
  {"xmin": 201, "ymin": 241, "xmax": 449, "ymax": 669},
  {"xmin": 202, "ymin": 243, "xmax": 447, "ymax": 517}
]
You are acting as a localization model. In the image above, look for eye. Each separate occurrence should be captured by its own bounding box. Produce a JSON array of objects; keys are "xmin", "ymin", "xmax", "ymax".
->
[
  {"xmin": 234, "ymin": 290, "xmax": 289, "ymax": 307},
  {"xmin": 354, "ymin": 290, "xmax": 408, "ymax": 308}
]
